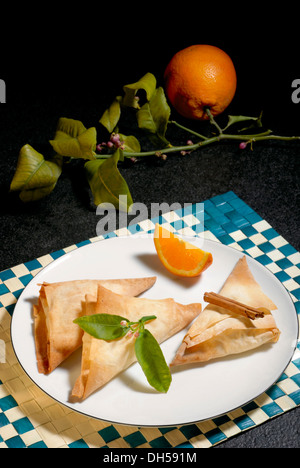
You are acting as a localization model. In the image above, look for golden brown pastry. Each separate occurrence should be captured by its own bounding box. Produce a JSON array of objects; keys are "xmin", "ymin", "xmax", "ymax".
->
[
  {"xmin": 171, "ymin": 256, "xmax": 280, "ymax": 366},
  {"xmin": 72, "ymin": 284, "xmax": 202, "ymax": 400},
  {"xmin": 33, "ymin": 277, "xmax": 156, "ymax": 374}
]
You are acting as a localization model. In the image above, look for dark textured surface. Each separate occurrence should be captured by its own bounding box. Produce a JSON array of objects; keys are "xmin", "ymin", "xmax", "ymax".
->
[{"xmin": 1, "ymin": 29, "xmax": 300, "ymax": 447}]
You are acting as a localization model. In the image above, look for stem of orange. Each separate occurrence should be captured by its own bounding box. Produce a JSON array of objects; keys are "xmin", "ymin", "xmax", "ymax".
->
[{"xmin": 205, "ymin": 107, "xmax": 223, "ymax": 134}]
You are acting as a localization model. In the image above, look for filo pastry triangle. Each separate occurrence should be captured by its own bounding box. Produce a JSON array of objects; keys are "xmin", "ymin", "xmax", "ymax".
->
[
  {"xmin": 33, "ymin": 277, "xmax": 156, "ymax": 375},
  {"xmin": 72, "ymin": 284, "xmax": 201, "ymax": 400},
  {"xmin": 171, "ymin": 256, "xmax": 280, "ymax": 367}
]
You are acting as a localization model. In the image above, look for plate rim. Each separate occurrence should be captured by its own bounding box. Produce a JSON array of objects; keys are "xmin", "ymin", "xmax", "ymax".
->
[{"xmin": 10, "ymin": 235, "xmax": 299, "ymax": 427}]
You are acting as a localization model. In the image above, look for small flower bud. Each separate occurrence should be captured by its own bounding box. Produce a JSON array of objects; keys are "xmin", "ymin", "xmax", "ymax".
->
[
  {"xmin": 110, "ymin": 133, "xmax": 124, "ymax": 148},
  {"xmin": 239, "ymin": 142, "xmax": 247, "ymax": 150},
  {"xmin": 120, "ymin": 320, "xmax": 127, "ymax": 326},
  {"xmin": 110, "ymin": 133, "xmax": 121, "ymax": 145},
  {"xmin": 134, "ymin": 331, "xmax": 140, "ymax": 338},
  {"xmin": 187, "ymin": 139, "xmax": 193, "ymax": 146},
  {"xmin": 155, "ymin": 152, "xmax": 167, "ymax": 160}
]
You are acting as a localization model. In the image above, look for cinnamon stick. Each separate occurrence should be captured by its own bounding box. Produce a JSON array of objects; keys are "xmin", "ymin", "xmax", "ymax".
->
[{"xmin": 204, "ymin": 292, "xmax": 267, "ymax": 320}]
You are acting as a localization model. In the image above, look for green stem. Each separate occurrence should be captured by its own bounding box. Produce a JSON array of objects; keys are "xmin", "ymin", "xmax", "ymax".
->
[
  {"xmin": 244, "ymin": 135, "xmax": 300, "ymax": 142},
  {"xmin": 94, "ymin": 123, "xmax": 300, "ymax": 160},
  {"xmin": 219, "ymin": 133, "xmax": 300, "ymax": 143},
  {"xmin": 125, "ymin": 143, "xmax": 202, "ymax": 157},
  {"xmin": 169, "ymin": 120, "xmax": 208, "ymax": 140},
  {"xmin": 205, "ymin": 108, "xmax": 223, "ymax": 134},
  {"xmin": 94, "ymin": 154, "xmax": 113, "ymax": 159}
]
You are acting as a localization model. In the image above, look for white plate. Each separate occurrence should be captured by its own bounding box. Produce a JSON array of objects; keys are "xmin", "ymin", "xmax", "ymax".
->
[{"xmin": 11, "ymin": 235, "xmax": 298, "ymax": 427}]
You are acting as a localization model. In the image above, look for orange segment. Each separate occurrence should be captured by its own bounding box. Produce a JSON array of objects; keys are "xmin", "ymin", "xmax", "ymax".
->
[{"xmin": 153, "ymin": 224, "xmax": 213, "ymax": 277}]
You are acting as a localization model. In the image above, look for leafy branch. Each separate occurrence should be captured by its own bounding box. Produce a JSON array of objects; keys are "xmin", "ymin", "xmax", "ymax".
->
[
  {"xmin": 74, "ymin": 313, "xmax": 172, "ymax": 393},
  {"xmin": 9, "ymin": 73, "xmax": 300, "ymax": 210}
]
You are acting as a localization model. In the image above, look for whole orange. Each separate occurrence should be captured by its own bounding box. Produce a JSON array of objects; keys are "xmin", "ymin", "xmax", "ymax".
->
[{"xmin": 164, "ymin": 45, "xmax": 237, "ymax": 120}]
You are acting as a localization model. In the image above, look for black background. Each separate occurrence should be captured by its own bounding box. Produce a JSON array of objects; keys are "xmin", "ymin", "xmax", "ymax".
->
[
  {"xmin": 1, "ymin": 9, "xmax": 300, "ymax": 448},
  {"xmin": 2, "ymin": 11, "xmax": 300, "ymax": 131}
]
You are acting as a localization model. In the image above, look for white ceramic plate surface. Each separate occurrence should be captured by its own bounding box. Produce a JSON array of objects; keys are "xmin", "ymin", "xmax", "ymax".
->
[{"xmin": 11, "ymin": 235, "xmax": 298, "ymax": 427}]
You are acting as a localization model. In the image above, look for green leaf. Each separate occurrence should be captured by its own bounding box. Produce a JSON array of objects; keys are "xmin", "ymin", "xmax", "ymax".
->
[
  {"xmin": 54, "ymin": 117, "xmax": 87, "ymax": 137},
  {"xmin": 135, "ymin": 329, "xmax": 172, "ymax": 393},
  {"xmin": 122, "ymin": 73, "xmax": 157, "ymax": 108},
  {"xmin": 75, "ymin": 313, "xmax": 170, "ymax": 393},
  {"xmin": 138, "ymin": 315, "xmax": 157, "ymax": 325},
  {"xmin": 99, "ymin": 96, "xmax": 122, "ymax": 133},
  {"xmin": 223, "ymin": 114, "xmax": 263, "ymax": 132},
  {"xmin": 74, "ymin": 314, "xmax": 129, "ymax": 340},
  {"xmin": 49, "ymin": 117, "xmax": 97, "ymax": 160},
  {"xmin": 85, "ymin": 149, "xmax": 133, "ymax": 211},
  {"xmin": 10, "ymin": 144, "xmax": 62, "ymax": 202},
  {"xmin": 118, "ymin": 134, "xmax": 141, "ymax": 153},
  {"xmin": 137, "ymin": 87, "xmax": 171, "ymax": 147}
]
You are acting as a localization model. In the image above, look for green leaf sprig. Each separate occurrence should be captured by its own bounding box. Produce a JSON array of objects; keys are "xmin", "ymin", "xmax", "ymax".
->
[
  {"xmin": 74, "ymin": 313, "xmax": 172, "ymax": 393},
  {"xmin": 10, "ymin": 72, "xmax": 300, "ymax": 209},
  {"xmin": 49, "ymin": 117, "xmax": 97, "ymax": 161},
  {"xmin": 9, "ymin": 144, "xmax": 63, "ymax": 202}
]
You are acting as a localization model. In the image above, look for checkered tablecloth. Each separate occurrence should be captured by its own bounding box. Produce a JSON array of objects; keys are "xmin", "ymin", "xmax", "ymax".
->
[{"xmin": 0, "ymin": 191, "xmax": 299, "ymax": 448}]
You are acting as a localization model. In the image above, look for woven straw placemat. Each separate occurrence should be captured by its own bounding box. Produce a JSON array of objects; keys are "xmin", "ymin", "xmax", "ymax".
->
[{"xmin": 0, "ymin": 191, "xmax": 299, "ymax": 448}]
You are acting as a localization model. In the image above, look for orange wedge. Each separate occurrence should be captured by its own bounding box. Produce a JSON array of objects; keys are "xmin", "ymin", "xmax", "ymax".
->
[{"xmin": 153, "ymin": 224, "xmax": 213, "ymax": 277}]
